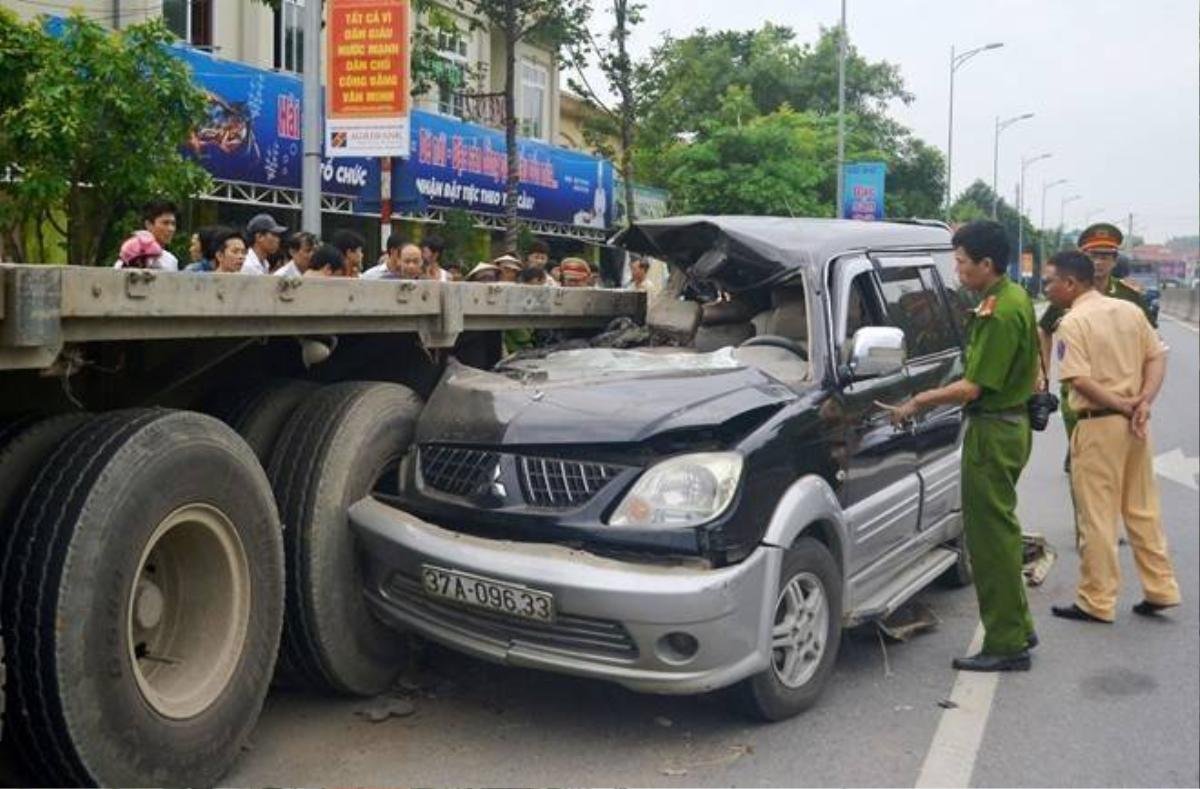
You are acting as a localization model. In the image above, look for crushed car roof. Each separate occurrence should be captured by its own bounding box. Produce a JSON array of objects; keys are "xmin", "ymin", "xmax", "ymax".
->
[{"xmin": 614, "ymin": 216, "xmax": 952, "ymax": 290}]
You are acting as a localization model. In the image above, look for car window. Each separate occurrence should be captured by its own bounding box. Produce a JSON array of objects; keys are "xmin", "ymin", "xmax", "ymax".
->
[
  {"xmin": 933, "ymin": 251, "xmax": 974, "ymax": 335},
  {"xmin": 877, "ymin": 266, "xmax": 960, "ymax": 358},
  {"xmin": 837, "ymin": 270, "xmax": 887, "ymax": 363}
]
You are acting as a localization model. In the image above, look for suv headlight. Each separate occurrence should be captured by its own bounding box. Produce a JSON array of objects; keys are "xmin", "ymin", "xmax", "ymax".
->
[{"xmin": 608, "ymin": 452, "xmax": 743, "ymax": 528}]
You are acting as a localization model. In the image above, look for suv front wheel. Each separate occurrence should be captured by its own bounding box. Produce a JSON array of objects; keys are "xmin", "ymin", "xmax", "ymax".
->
[{"xmin": 733, "ymin": 537, "xmax": 842, "ymax": 721}]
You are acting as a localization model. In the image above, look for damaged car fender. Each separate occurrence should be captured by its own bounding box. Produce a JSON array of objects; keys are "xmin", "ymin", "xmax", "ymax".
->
[{"xmin": 760, "ymin": 474, "xmax": 848, "ymax": 582}]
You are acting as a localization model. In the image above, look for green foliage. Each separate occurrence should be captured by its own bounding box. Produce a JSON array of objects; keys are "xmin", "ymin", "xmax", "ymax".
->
[
  {"xmin": 635, "ymin": 25, "xmax": 910, "ymax": 155},
  {"xmin": 515, "ymin": 223, "xmax": 536, "ymax": 255},
  {"xmin": 950, "ymin": 180, "xmax": 1045, "ymax": 268},
  {"xmin": 658, "ymin": 102, "xmax": 833, "ymax": 217},
  {"xmin": 0, "ymin": 13, "xmax": 211, "ymax": 265},
  {"xmin": 439, "ymin": 207, "xmax": 479, "ymax": 273}
]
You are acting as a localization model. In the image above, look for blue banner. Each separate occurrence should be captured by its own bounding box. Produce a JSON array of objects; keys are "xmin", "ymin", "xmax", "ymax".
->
[
  {"xmin": 406, "ymin": 110, "xmax": 613, "ymax": 229},
  {"xmin": 841, "ymin": 162, "xmax": 887, "ymax": 221},
  {"xmin": 175, "ymin": 46, "xmax": 383, "ymax": 203}
]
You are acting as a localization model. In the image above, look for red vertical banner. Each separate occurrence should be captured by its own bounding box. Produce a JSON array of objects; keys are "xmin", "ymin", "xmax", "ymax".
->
[{"xmin": 325, "ymin": 0, "xmax": 411, "ymax": 158}]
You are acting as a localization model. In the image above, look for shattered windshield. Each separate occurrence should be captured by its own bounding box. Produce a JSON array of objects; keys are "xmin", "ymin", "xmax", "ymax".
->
[{"xmin": 498, "ymin": 347, "xmax": 743, "ymax": 382}]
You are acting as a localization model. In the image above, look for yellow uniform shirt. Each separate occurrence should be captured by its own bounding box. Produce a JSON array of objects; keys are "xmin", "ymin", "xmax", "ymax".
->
[{"xmin": 1056, "ymin": 290, "xmax": 1165, "ymax": 412}]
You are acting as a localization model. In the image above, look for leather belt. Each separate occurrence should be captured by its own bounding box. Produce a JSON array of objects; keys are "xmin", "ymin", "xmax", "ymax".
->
[{"xmin": 1077, "ymin": 408, "xmax": 1124, "ymax": 420}]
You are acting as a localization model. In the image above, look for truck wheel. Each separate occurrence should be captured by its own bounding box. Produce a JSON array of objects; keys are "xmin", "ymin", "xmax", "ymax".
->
[
  {"xmin": 0, "ymin": 409, "xmax": 283, "ymax": 786},
  {"xmin": 938, "ymin": 532, "xmax": 973, "ymax": 588},
  {"xmin": 733, "ymin": 537, "xmax": 842, "ymax": 721},
  {"xmin": 207, "ymin": 379, "xmax": 319, "ymax": 463},
  {"xmin": 268, "ymin": 381, "xmax": 423, "ymax": 696}
]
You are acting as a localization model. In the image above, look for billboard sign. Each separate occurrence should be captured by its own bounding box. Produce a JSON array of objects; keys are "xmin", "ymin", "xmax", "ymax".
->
[
  {"xmin": 614, "ymin": 178, "xmax": 670, "ymax": 224},
  {"xmin": 407, "ymin": 110, "xmax": 613, "ymax": 229},
  {"xmin": 325, "ymin": 0, "xmax": 410, "ymax": 157},
  {"xmin": 841, "ymin": 161, "xmax": 887, "ymax": 221},
  {"xmin": 176, "ymin": 45, "xmax": 381, "ymax": 201}
]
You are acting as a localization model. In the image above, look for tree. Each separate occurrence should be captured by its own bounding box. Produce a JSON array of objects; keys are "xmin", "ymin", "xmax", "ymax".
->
[
  {"xmin": 657, "ymin": 96, "xmax": 836, "ymax": 218},
  {"xmin": 634, "ymin": 25, "xmax": 911, "ymax": 159},
  {"xmin": 567, "ymin": 0, "xmax": 644, "ymax": 226},
  {"xmin": 950, "ymin": 179, "xmax": 1044, "ymax": 271},
  {"xmin": 457, "ymin": 0, "xmax": 590, "ymax": 251},
  {"xmin": 0, "ymin": 14, "xmax": 210, "ymax": 265}
]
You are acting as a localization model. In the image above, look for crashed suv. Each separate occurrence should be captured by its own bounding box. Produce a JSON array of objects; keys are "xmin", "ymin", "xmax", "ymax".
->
[{"xmin": 351, "ymin": 216, "xmax": 975, "ymax": 720}]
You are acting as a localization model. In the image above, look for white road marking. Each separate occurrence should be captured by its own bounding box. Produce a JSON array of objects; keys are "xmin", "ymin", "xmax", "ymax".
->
[
  {"xmin": 1155, "ymin": 447, "xmax": 1200, "ymax": 491},
  {"xmin": 1160, "ymin": 313, "xmax": 1199, "ymax": 334},
  {"xmin": 914, "ymin": 624, "xmax": 998, "ymax": 788}
]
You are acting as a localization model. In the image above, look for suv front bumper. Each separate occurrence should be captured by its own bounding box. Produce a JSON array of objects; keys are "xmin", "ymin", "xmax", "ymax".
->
[{"xmin": 350, "ymin": 497, "xmax": 780, "ymax": 695}]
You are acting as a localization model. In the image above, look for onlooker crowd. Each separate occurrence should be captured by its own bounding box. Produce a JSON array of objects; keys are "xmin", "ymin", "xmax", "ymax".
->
[{"xmin": 113, "ymin": 199, "xmax": 665, "ymax": 296}]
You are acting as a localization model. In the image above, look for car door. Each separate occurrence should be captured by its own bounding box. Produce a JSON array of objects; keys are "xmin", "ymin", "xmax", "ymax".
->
[
  {"xmin": 873, "ymin": 253, "xmax": 965, "ymax": 533},
  {"xmin": 829, "ymin": 256, "xmax": 921, "ymax": 578}
]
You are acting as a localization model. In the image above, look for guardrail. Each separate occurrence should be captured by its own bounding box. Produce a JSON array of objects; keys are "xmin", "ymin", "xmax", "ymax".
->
[{"xmin": 1160, "ymin": 286, "xmax": 1200, "ymax": 324}]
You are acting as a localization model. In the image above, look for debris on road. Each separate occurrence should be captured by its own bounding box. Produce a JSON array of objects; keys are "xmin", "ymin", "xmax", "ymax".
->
[
  {"xmin": 878, "ymin": 601, "xmax": 941, "ymax": 642},
  {"xmin": 661, "ymin": 744, "xmax": 753, "ymax": 776},
  {"xmin": 1022, "ymin": 533, "xmax": 1057, "ymax": 586},
  {"xmin": 654, "ymin": 715, "xmax": 674, "ymax": 728},
  {"xmin": 937, "ymin": 698, "xmax": 959, "ymax": 710},
  {"xmin": 355, "ymin": 697, "xmax": 417, "ymax": 723}
]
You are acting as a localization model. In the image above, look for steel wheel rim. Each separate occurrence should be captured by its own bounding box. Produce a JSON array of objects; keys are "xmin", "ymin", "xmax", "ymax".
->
[
  {"xmin": 127, "ymin": 503, "xmax": 251, "ymax": 719},
  {"xmin": 770, "ymin": 571, "xmax": 829, "ymax": 689}
]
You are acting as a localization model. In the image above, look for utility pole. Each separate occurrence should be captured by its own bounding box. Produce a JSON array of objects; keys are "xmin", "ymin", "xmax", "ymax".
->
[
  {"xmin": 835, "ymin": 0, "xmax": 847, "ymax": 219},
  {"xmin": 301, "ymin": 0, "xmax": 323, "ymax": 234},
  {"xmin": 1036, "ymin": 178, "xmax": 1067, "ymax": 295}
]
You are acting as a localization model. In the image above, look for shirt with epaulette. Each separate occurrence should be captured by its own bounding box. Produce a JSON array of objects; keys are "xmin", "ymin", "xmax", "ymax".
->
[
  {"xmin": 963, "ymin": 276, "xmax": 1038, "ymax": 412},
  {"xmin": 1039, "ymin": 275, "xmax": 1157, "ymax": 334}
]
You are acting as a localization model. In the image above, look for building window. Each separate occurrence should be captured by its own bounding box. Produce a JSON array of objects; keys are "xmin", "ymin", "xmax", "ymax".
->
[
  {"xmin": 435, "ymin": 29, "xmax": 468, "ymax": 118},
  {"xmin": 275, "ymin": 0, "xmax": 305, "ymax": 73},
  {"xmin": 519, "ymin": 58, "xmax": 548, "ymax": 140},
  {"xmin": 163, "ymin": 0, "xmax": 213, "ymax": 48}
]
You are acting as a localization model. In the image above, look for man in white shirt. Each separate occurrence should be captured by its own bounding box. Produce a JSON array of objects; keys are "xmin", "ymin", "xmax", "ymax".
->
[
  {"xmin": 114, "ymin": 200, "xmax": 180, "ymax": 270},
  {"xmin": 241, "ymin": 213, "xmax": 288, "ymax": 275},
  {"xmin": 628, "ymin": 254, "xmax": 661, "ymax": 308},
  {"xmin": 363, "ymin": 235, "xmax": 424, "ymax": 279},
  {"xmin": 273, "ymin": 231, "xmax": 317, "ymax": 277}
]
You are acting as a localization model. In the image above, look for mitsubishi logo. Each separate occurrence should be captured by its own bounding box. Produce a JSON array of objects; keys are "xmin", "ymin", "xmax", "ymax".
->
[{"xmin": 472, "ymin": 462, "xmax": 506, "ymax": 506}]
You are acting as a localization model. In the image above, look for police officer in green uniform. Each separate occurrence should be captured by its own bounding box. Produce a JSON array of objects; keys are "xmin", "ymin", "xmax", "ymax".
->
[
  {"xmin": 886, "ymin": 220, "xmax": 1037, "ymax": 672},
  {"xmin": 1038, "ymin": 223, "xmax": 1156, "ymax": 472}
]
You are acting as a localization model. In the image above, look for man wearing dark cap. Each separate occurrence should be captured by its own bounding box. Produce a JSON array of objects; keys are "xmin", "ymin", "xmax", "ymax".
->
[{"xmin": 242, "ymin": 213, "xmax": 288, "ymax": 275}]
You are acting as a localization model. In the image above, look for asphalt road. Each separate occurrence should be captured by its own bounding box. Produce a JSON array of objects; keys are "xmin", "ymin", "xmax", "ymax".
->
[{"xmin": 228, "ymin": 316, "xmax": 1199, "ymax": 787}]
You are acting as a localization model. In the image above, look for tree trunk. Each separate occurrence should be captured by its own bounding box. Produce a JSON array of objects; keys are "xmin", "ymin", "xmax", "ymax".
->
[
  {"xmin": 502, "ymin": 2, "xmax": 520, "ymax": 253},
  {"xmin": 615, "ymin": 0, "xmax": 636, "ymax": 225}
]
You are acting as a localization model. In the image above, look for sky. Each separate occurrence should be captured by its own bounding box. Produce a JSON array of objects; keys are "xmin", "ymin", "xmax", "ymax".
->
[{"xmin": 578, "ymin": 0, "xmax": 1200, "ymax": 243}]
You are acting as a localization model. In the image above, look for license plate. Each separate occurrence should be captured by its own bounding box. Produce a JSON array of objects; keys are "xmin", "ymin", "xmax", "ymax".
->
[{"xmin": 420, "ymin": 565, "xmax": 555, "ymax": 623}]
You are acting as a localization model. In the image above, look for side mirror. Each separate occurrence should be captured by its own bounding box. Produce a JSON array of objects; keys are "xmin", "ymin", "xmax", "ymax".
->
[{"xmin": 847, "ymin": 326, "xmax": 906, "ymax": 379}]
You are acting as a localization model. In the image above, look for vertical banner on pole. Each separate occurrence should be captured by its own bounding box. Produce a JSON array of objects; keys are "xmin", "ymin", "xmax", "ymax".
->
[
  {"xmin": 326, "ymin": 0, "xmax": 411, "ymax": 158},
  {"xmin": 841, "ymin": 161, "xmax": 887, "ymax": 220}
]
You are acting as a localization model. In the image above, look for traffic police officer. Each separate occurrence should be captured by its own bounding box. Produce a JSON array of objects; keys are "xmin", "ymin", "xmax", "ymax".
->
[
  {"xmin": 1042, "ymin": 250, "xmax": 1180, "ymax": 623},
  {"xmin": 887, "ymin": 220, "xmax": 1037, "ymax": 671},
  {"xmin": 1038, "ymin": 222, "xmax": 1156, "ymax": 472}
]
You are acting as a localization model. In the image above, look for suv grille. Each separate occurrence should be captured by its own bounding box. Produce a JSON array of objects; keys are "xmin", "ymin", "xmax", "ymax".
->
[
  {"xmin": 519, "ymin": 456, "xmax": 622, "ymax": 509},
  {"xmin": 419, "ymin": 445, "xmax": 501, "ymax": 497}
]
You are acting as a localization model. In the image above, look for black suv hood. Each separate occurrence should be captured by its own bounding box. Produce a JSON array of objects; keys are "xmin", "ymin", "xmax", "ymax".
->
[{"xmin": 416, "ymin": 353, "xmax": 798, "ymax": 447}]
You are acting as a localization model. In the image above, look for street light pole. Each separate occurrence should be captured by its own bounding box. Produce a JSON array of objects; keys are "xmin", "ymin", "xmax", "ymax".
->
[
  {"xmin": 1035, "ymin": 178, "xmax": 1067, "ymax": 294},
  {"xmin": 992, "ymin": 112, "xmax": 1034, "ymax": 218},
  {"xmin": 835, "ymin": 0, "xmax": 847, "ymax": 218},
  {"xmin": 301, "ymin": 0, "xmax": 322, "ymax": 234},
  {"xmin": 1017, "ymin": 152, "xmax": 1052, "ymax": 280},
  {"xmin": 945, "ymin": 41, "xmax": 1003, "ymax": 220},
  {"xmin": 1059, "ymin": 193, "xmax": 1081, "ymax": 250}
]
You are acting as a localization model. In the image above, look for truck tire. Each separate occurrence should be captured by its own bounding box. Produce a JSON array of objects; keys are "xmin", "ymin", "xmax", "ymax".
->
[
  {"xmin": 733, "ymin": 537, "xmax": 842, "ymax": 721},
  {"xmin": 0, "ymin": 409, "xmax": 284, "ymax": 786},
  {"xmin": 0, "ymin": 414, "xmax": 90, "ymax": 748},
  {"xmin": 206, "ymin": 379, "xmax": 319, "ymax": 464},
  {"xmin": 268, "ymin": 381, "xmax": 423, "ymax": 696}
]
